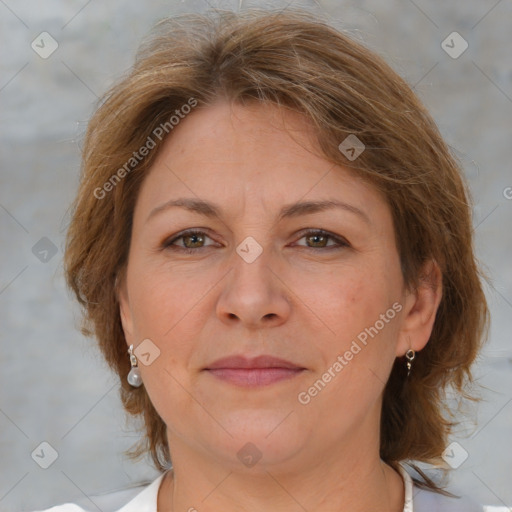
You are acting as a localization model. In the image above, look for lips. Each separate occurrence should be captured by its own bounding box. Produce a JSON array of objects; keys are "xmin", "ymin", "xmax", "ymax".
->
[
  {"xmin": 204, "ymin": 355, "xmax": 304, "ymax": 371},
  {"xmin": 203, "ymin": 355, "xmax": 306, "ymax": 387}
]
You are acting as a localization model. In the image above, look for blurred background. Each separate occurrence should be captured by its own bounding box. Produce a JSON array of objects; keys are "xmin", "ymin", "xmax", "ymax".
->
[{"xmin": 1, "ymin": 1, "xmax": 511, "ymax": 510}]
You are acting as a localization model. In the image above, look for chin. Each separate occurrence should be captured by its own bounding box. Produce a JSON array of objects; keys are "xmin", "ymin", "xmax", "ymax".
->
[{"xmin": 205, "ymin": 410, "xmax": 307, "ymax": 468}]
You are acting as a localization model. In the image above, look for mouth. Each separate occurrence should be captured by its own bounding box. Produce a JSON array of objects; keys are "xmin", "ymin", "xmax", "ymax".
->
[{"xmin": 203, "ymin": 355, "xmax": 307, "ymax": 387}]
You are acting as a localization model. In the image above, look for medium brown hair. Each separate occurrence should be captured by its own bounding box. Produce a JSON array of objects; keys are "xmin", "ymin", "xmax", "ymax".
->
[{"xmin": 64, "ymin": 8, "xmax": 489, "ymax": 492}]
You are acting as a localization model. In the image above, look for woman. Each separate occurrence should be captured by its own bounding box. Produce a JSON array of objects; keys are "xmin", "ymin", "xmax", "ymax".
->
[{"xmin": 43, "ymin": 7, "xmax": 489, "ymax": 511}]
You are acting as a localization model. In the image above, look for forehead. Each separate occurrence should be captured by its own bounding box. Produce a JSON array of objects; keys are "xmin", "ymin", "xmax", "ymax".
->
[
  {"xmin": 134, "ymin": 101, "xmax": 390, "ymax": 226},
  {"xmin": 162, "ymin": 100, "xmax": 322, "ymax": 167}
]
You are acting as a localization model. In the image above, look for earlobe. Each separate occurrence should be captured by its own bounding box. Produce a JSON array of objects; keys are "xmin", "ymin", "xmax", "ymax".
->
[{"xmin": 396, "ymin": 260, "xmax": 443, "ymax": 356}]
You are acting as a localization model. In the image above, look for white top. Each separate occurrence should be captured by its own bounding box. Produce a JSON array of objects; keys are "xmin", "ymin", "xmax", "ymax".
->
[{"xmin": 34, "ymin": 465, "xmax": 491, "ymax": 512}]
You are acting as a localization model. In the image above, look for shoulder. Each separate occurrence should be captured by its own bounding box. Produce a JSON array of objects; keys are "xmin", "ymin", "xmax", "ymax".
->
[
  {"xmin": 413, "ymin": 486, "xmax": 484, "ymax": 512},
  {"xmin": 32, "ymin": 472, "xmax": 166, "ymax": 512}
]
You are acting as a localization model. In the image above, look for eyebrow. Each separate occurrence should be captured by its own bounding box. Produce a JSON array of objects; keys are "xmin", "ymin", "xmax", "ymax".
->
[{"xmin": 146, "ymin": 197, "xmax": 371, "ymax": 225}]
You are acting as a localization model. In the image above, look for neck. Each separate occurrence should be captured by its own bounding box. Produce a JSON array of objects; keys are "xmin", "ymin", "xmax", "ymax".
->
[{"xmin": 157, "ymin": 434, "xmax": 404, "ymax": 512}]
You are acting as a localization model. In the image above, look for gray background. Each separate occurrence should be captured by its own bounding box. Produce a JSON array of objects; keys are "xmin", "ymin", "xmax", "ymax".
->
[{"xmin": 1, "ymin": 1, "xmax": 511, "ymax": 511}]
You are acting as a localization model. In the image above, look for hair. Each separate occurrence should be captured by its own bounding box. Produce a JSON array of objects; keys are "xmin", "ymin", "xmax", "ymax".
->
[{"xmin": 64, "ymin": 7, "xmax": 489, "ymax": 493}]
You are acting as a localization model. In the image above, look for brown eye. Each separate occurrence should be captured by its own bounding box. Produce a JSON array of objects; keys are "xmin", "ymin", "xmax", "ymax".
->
[
  {"xmin": 181, "ymin": 232, "xmax": 206, "ymax": 249},
  {"xmin": 163, "ymin": 230, "xmax": 216, "ymax": 253},
  {"xmin": 306, "ymin": 232, "xmax": 329, "ymax": 248},
  {"xmin": 296, "ymin": 229, "xmax": 349, "ymax": 250}
]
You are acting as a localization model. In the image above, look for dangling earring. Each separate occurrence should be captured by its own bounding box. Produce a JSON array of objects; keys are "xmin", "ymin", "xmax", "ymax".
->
[
  {"xmin": 405, "ymin": 349, "xmax": 416, "ymax": 377},
  {"xmin": 127, "ymin": 344, "xmax": 143, "ymax": 388}
]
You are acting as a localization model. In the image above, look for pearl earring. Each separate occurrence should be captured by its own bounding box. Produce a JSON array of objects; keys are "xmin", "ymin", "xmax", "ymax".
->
[{"xmin": 127, "ymin": 344, "xmax": 143, "ymax": 388}]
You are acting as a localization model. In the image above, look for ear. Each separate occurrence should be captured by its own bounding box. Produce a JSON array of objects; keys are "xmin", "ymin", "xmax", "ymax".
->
[
  {"xmin": 396, "ymin": 260, "xmax": 442, "ymax": 356},
  {"xmin": 116, "ymin": 271, "xmax": 135, "ymax": 346}
]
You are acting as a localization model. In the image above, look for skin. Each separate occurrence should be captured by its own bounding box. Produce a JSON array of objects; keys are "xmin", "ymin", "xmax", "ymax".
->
[{"xmin": 118, "ymin": 101, "xmax": 442, "ymax": 512}]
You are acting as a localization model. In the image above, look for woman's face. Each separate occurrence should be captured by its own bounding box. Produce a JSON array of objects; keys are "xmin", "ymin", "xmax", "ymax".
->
[{"xmin": 119, "ymin": 101, "xmax": 419, "ymax": 472}]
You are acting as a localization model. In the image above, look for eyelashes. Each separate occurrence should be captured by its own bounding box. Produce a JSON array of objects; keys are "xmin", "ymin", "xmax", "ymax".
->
[
  {"xmin": 293, "ymin": 229, "xmax": 350, "ymax": 250},
  {"xmin": 161, "ymin": 228, "xmax": 350, "ymax": 254},
  {"xmin": 162, "ymin": 229, "xmax": 216, "ymax": 253}
]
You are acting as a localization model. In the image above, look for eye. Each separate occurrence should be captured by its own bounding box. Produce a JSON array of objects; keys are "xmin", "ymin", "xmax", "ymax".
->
[
  {"xmin": 161, "ymin": 228, "xmax": 350, "ymax": 254},
  {"xmin": 294, "ymin": 229, "xmax": 350, "ymax": 250},
  {"xmin": 162, "ymin": 229, "xmax": 217, "ymax": 253}
]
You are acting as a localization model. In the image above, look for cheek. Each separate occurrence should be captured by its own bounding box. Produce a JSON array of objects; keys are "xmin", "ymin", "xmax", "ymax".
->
[
  {"xmin": 127, "ymin": 259, "xmax": 201, "ymax": 338},
  {"xmin": 318, "ymin": 270, "xmax": 394, "ymax": 341},
  {"xmin": 125, "ymin": 265, "xmax": 201, "ymax": 417},
  {"xmin": 303, "ymin": 277, "xmax": 400, "ymax": 413},
  {"xmin": 125, "ymin": 258, "xmax": 216, "ymax": 382},
  {"xmin": 312, "ymin": 266, "xmax": 402, "ymax": 384}
]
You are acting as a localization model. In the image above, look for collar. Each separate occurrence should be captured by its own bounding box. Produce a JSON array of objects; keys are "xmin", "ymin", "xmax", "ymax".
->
[
  {"xmin": 115, "ymin": 471, "xmax": 165, "ymax": 512},
  {"xmin": 398, "ymin": 464, "xmax": 414, "ymax": 512}
]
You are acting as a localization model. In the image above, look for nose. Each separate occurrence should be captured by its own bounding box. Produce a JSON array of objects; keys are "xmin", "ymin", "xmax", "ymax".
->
[{"xmin": 215, "ymin": 243, "xmax": 292, "ymax": 330}]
